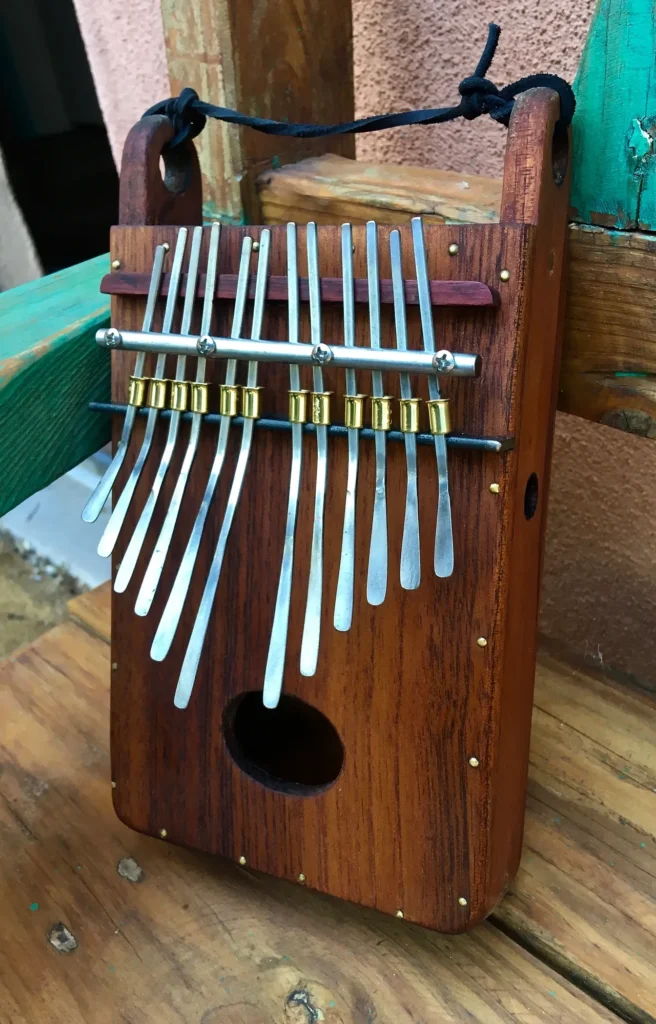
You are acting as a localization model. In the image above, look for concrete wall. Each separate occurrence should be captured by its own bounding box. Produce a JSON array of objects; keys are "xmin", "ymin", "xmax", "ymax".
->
[{"xmin": 73, "ymin": 0, "xmax": 656, "ymax": 689}]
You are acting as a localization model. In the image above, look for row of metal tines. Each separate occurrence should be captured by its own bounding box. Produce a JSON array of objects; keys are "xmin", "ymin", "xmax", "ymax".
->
[
  {"xmin": 124, "ymin": 374, "xmax": 451, "ymax": 437},
  {"xmin": 82, "ymin": 217, "xmax": 454, "ymax": 712}
]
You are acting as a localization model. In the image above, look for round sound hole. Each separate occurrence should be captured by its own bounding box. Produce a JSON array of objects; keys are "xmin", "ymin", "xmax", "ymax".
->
[
  {"xmin": 524, "ymin": 472, "xmax": 539, "ymax": 520},
  {"xmin": 223, "ymin": 692, "xmax": 344, "ymax": 796}
]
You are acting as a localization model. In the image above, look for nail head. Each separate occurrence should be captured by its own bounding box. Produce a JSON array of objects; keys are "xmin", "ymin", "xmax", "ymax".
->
[
  {"xmin": 458, "ymin": 896, "xmax": 468, "ymax": 907},
  {"xmin": 448, "ymin": 243, "xmax": 459, "ymax": 255},
  {"xmin": 298, "ymin": 872, "xmax": 306, "ymax": 883},
  {"xmin": 238, "ymin": 855, "xmax": 247, "ymax": 866},
  {"xmin": 489, "ymin": 483, "xmax": 500, "ymax": 494},
  {"xmin": 500, "ymin": 269, "xmax": 510, "ymax": 282},
  {"xmin": 111, "ymin": 662, "xmax": 118, "ymax": 671},
  {"xmin": 159, "ymin": 828, "xmax": 168, "ymax": 839},
  {"xmin": 111, "ymin": 259, "xmax": 121, "ymax": 270},
  {"xmin": 111, "ymin": 780, "xmax": 117, "ymax": 788},
  {"xmin": 252, "ymin": 240, "xmax": 260, "ymax": 252},
  {"xmin": 395, "ymin": 909, "xmax": 404, "ymax": 918},
  {"xmin": 468, "ymin": 757, "xmax": 480, "ymax": 768},
  {"xmin": 162, "ymin": 242, "xmax": 170, "ymax": 252},
  {"xmin": 476, "ymin": 637, "xmax": 488, "ymax": 648}
]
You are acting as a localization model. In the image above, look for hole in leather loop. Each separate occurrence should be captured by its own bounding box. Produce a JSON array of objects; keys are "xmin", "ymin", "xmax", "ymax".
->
[{"xmin": 223, "ymin": 692, "xmax": 344, "ymax": 796}]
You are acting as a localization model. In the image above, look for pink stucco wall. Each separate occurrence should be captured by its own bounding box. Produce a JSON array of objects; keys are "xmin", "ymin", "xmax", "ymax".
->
[{"xmin": 74, "ymin": 0, "xmax": 656, "ymax": 689}]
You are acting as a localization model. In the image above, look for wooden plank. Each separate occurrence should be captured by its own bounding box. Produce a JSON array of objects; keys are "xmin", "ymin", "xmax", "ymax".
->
[
  {"xmin": 560, "ymin": 224, "xmax": 656, "ymax": 435},
  {"xmin": 0, "ymin": 256, "xmax": 111, "ymax": 518},
  {"xmin": 68, "ymin": 582, "xmax": 111, "ymax": 644},
  {"xmin": 571, "ymin": 0, "xmax": 656, "ymax": 231},
  {"xmin": 257, "ymin": 154, "xmax": 656, "ymax": 438},
  {"xmin": 495, "ymin": 653, "xmax": 656, "ymax": 1023},
  {"xmin": 258, "ymin": 153, "xmax": 503, "ymax": 226},
  {"xmin": 0, "ymin": 615, "xmax": 619, "ymax": 1024},
  {"xmin": 159, "ymin": 0, "xmax": 355, "ymax": 224}
]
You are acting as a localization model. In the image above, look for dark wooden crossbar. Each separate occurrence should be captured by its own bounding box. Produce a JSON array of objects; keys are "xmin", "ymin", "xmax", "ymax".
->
[{"xmin": 101, "ymin": 271, "xmax": 498, "ymax": 308}]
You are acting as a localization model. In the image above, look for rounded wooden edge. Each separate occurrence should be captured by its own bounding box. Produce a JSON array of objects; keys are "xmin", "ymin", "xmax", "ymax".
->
[
  {"xmin": 118, "ymin": 115, "xmax": 203, "ymax": 227},
  {"xmin": 500, "ymin": 88, "xmax": 572, "ymax": 226}
]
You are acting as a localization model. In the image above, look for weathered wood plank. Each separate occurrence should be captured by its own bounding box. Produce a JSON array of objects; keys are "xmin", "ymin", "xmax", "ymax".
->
[
  {"xmin": 159, "ymin": 0, "xmax": 355, "ymax": 224},
  {"xmin": 0, "ymin": 611, "xmax": 619, "ymax": 1024},
  {"xmin": 0, "ymin": 256, "xmax": 110, "ymax": 518},
  {"xmin": 496, "ymin": 652, "xmax": 656, "ymax": 1023},
  {"xmin": 571, "ymin": 0, "xmax": 656, "ymax": 231},
  {"xmin": 258, "ymin": 155, "xmax": 656, "ymax": 438},
  {"xmin": 258, "ymin": 153, "xmax": 503, "ymax": 226}
]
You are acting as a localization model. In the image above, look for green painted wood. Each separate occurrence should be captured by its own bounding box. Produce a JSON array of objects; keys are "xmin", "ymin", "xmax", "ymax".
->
[
  {"xmin": 572, "ymin": 0, "xmax": 656, "ymax": 230},
  {"xmin": 0, "ymin": 256, "xmax": 111, "ymax": 517}
]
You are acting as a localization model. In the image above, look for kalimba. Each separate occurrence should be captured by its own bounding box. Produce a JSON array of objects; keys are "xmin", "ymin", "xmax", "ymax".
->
[{"xmin": 84, "ymin": 86, "xmax": 569, "ymax": 933}]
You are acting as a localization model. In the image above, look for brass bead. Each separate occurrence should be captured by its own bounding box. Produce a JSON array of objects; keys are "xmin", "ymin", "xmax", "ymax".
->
[
  {"xmin": 242, "ymin": 386, "xmax": 263, "ymax": 419},
  {"xmin": 289, "ymin": 389, "xmax": 309, "ymax": 424},
  {"xmin": 499, "ymin": 269, "xmax": 510, "ymax": 282},
  {"xmin": 399, "ymin": 397, "xmax": 420, "ymax": 433},
  {"xmin": 127, "ymin": 375, "xmax": 147, "ymax": 407},
  {"xmin": 344, "ymin": 394, "xmax": 366, "ymax": 430},
  {"xmin": 371, "ymin": 396, "xmax": 393, "ymax": 431},
  {"xmin": 147, "ymin": 378, "xmax": 169, "ymax": 410},
  {"xmin": 427, "ymin": 398, "xmax": 451, "ymax": 435},
  {"xmin": 170, "ymin": 380, "xmax": 189, "ymax": 412},
  {"xmin": 311, "ymin": 391, "xmax": 332, "ymax": 426},
  {"xmin": 190, "ymin": 382, "xmax": 209, "ymax": 414},
  {"xmin": 220, "ymin": 384, "xmax": 240, "ymax": 417}
]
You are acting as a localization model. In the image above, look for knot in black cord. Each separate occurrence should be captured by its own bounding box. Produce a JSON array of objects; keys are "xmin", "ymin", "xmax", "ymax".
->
[
  {"xmin": 143, "ymin": 23, "xmax": 575, "ymax": 149},
  {"xmin": 160, "ymin": 87, "xmax": 206, "ymax": 148}
]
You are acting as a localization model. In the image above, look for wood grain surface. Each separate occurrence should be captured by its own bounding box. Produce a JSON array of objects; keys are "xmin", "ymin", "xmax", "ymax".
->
[
  {"xmin": 0, "ymin": 594, "xmax": 628, "ymax": 1024},
  {"xmin": 104, "ymin": 89, "xmax": 569, "ymax": 934}
]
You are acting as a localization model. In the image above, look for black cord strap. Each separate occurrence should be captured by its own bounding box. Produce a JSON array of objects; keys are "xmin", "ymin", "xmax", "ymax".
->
[{"xmin": 144, "ymin": 23, "xmax": 575, "ymax": 151}]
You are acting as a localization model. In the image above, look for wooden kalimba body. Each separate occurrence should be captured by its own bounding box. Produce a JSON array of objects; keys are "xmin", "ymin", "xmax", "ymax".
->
[{"xmin": 89, "ymin": 87, "xmax": 569, "ymax": 933}]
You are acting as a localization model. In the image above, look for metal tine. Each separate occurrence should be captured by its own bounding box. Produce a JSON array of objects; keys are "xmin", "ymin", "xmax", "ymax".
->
[
  {"xmin": 113, "ymin": 226, "xmax": 203, "ymax": 593},
  {"xmin": 82, "ymin": 245, "xmax": 167, "ymax": 524},
  {"xmin": 97, "ymin": 228, "xmax": 188, "ymax": 558},
  {"xmin": 299, "ymin": 222, "xmax": 328, "ymax": 677},
  {"xmin": 334, "ymin": 222, "xmax": 360, "ymax": 631},
  {"xmin": 150, "ymin": 236, "xmax": 252, "ymax": 662},
  {"xmin": 390, "ymin": 230, "xmax": 421, "ymax": 590},
  {"xmin": 174, "ymin": 230, "xmax": 271, "ymax": 709},
  {"xmin": 411, "ymin": 216, "xmax": 454, "ymax": 578},
  {"xmin": 262, "ymin": 222, "xmax": 304, "ymax": 708},
  {"xmin": 366, "ymin": 220, "xmax": 388, "ymax": 606},
  {"xmin": 135, "ymin": 223, "xmax": 221, "ymax": 615}
]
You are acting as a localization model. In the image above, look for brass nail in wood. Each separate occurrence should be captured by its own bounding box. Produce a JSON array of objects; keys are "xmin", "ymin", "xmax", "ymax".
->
[
  {"xmin": 458, "ymin": 896, "xmax": 468, "ymax": 907},
  {"xmin": 468, "ymin": 757, "xmax": 480, "ymax": 768},
  {"xmin": 448, "ymin": 243, "xmax": 459, "ymax": 255},
  {"xmin": 489, "ymin": 482, "xmax": 500, "ymax": 494},
  {"xmin": 395, "ymin": 909, "xmax": 404, "ymax": 918},
  {"xmin": 159, "ymin": 828, "xmax": 168, "ymax": 839},
  {"xmin": 499, "ymin": 269, "xmax": 510, "ymax": 282},
  {"xmin": 238, "ymin": 855, "xmax": 247, "ymax": 866}
]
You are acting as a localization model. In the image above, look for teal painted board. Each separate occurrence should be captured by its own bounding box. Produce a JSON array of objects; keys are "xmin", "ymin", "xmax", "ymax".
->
[
  {"xmin": 0, "ymin": 256, "xmax": 111, "ymax": 517},
  {"xmin": 572, "ymin": 0, "xmax": 656, "ymax": 230}
]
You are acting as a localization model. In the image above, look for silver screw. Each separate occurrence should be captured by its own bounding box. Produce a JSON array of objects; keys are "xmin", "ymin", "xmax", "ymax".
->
[
  {"xmin": 104, "ymin": 328, "xmax": 123, "ymax": 349},
  {"xmin": 197, "ymin": 334, "xmax": 216, "ymax": 356},
  {"xmin": 311, "ymin": 343, "xmax": 333, "ymax": 366},
  {"xmin": 433, "ymin": 349, "xmax": 455, "ymax": 373},
  {"xmin": 448, "ymin": 243, "xmax": 459, "ymax": 255}
]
